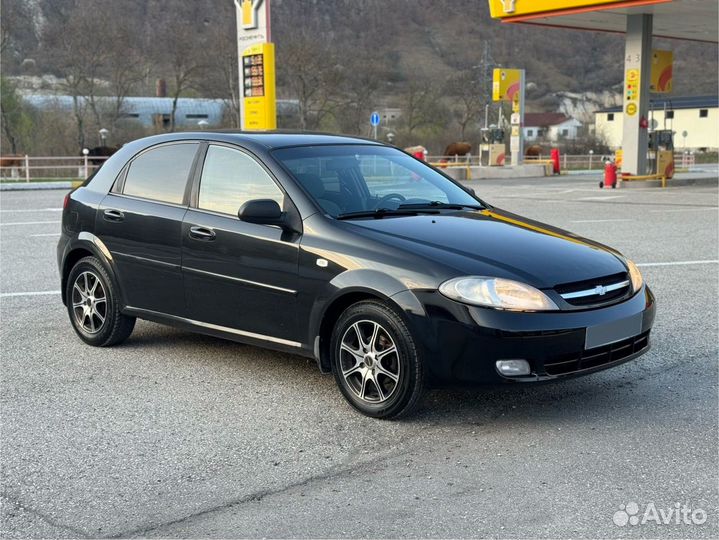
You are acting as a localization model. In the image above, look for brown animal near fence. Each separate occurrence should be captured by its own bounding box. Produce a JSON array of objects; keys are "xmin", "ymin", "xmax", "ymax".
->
[
  {"xmin": 443, "ymin": 142, "xmax": 472, "ymax": 157},
  {"xmin": 0, "ymin": 155, "xmax": 25, "ymax": 178},
  {"xmin": 525, "ymin": 145, "xmax": 544, "ymax": 158}
]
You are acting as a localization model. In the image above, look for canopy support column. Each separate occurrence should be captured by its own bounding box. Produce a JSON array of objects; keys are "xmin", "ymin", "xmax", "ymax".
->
[{"xmin": 621, "ymin": 13, "xmax": 653, "ymax": 175}]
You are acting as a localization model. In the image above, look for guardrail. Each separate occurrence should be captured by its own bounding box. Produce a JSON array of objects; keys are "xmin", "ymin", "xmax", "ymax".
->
[{"xmin": 0, "ymin": 155, "xmax": 109, "ymax": 182}]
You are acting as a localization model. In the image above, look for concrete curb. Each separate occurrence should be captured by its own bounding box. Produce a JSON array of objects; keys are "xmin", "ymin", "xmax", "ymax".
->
[{"xmin": 0, "ymin": 181, "xmax": 81, "ymax": 191}]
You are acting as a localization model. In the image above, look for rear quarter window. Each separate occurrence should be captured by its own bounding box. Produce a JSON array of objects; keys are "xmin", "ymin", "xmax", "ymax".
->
[{"xmin": 123, "ymin": 143, "xmax": 199, "ymax": 204}]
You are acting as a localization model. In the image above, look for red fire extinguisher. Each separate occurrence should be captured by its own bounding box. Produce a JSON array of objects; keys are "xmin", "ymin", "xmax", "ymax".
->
[
  {"xmin": 550, "ymin": 148, "xmax": 561, "ymax": 175},
  {"xmin": 599, "ymin": 160, "xmax": 617, "ymax": 189}
]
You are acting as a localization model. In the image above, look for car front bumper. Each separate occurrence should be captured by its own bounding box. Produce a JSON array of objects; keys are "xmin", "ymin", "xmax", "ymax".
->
[{"xmin": 406, "ymin": 285, "xmax": 656, "ymax": 385}]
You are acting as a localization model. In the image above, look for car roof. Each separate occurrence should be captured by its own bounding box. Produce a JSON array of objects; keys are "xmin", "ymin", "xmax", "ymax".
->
[{"xmin": 133, "ymin": 131, "xmax": 384, "ymax": 150}]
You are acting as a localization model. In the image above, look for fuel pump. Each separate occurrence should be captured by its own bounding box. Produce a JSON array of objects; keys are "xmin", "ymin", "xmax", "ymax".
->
[
  {"xmin": 483, "ymin": 127, "xmax": 506, "ymax": 166},
  {"xmin": 649, "ymin": 129, "xmax": 675, "ymax": 179}
]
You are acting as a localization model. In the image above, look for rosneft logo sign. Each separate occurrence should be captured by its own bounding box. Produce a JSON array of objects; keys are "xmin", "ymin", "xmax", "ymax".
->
[{"xmin": 240, "ymin": 0, "xmax": 263, "ymax": 30}]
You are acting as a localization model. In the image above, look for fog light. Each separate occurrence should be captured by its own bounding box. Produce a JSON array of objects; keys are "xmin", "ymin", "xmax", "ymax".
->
[{"xmin": 496, "ymin": 359, "xmax": 531, "ymax": 377}]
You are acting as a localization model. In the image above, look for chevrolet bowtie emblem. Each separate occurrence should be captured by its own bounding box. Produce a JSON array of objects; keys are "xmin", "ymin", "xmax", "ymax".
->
[{"xmin": 595, "ymin": 285, "xmax": 607, "ymax": 295}]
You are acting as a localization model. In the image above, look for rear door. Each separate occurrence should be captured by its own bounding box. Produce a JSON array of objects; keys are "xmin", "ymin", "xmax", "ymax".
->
[
  {"xmin": 181, "ymin": 143, "xmax": 301, "ymax": 344},
  {"xmin": 96, "ymin": 142, "xmax": 200, "ymax": 315}
]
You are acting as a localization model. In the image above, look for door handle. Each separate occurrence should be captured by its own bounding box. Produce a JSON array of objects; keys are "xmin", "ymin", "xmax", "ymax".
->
[
  {"xmin": 103, "ymin": 209, "xmax": 125, "ymax": 222},
  {"xmin": 189, "ymin": 226, "xmax": 216, "ymax": 241}
]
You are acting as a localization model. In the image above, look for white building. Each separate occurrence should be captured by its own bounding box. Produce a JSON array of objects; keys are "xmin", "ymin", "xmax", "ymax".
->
[
  {"xmin": 523, "ymin": 113, "xmax": 582, "ymax": 142},
  {"xmin": 594, "ymin": 95, "xmax": 718, "ymax": 150},
  {"xmin": 379, "ymin": 108, "xmax": 402, "ymax": 125}
]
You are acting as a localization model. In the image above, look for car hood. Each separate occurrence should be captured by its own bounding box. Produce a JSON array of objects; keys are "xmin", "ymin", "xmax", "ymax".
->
[{"xmin": 344, "ymin": 208, "xmax": 628, "ymax": 289}]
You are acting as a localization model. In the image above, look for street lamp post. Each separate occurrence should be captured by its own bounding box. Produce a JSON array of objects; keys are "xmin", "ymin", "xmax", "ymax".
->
[{"xmin": 98, "ymin": 128, "xmax": 109, "ymax": 147}]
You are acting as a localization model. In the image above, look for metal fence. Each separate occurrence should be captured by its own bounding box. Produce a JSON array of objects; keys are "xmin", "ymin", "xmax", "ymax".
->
[
  {"xmin": 0, "ymin": 152, "xmax": 702, "ymax": 182},
  {"xmin": 0, "ymin": 155, "xmax": 109, "ymax": 182},
  {"xmin": 428, "ymin": 152, "xmax": 698, "ymax": 171}
]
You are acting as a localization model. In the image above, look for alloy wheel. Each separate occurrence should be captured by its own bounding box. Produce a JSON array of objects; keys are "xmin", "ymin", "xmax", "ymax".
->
[
  {"xmin": 71, "ymin": 271, "xmax": 107, "ymax": 334},
  {"xmin": 339, "ymin": 320, "xmax": 400, "ymax": 403}
]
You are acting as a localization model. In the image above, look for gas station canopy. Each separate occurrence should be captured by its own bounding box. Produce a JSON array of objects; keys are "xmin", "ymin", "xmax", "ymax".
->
[
  {"xmin": 488, "ymin": 0, "xmax": 719, "ymax": 43},
  {"xmin": 487, "ymin": 0, "xmax": 718, "ymax": 177}
]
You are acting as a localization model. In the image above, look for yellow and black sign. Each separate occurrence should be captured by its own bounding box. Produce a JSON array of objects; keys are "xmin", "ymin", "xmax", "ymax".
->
[
  {"xmin": 492, "ymin": 68, "xmax": 522, "ymax": 102},
  {"xmin": 650, "ymin": 49, "xmax": 673, "ymax": 93},
  {"xmin": 242, "ymin": 42, "xmax": 276, "ymax": 131},
  {"xmin": 624, "ymin": 68, "xmax": 640, "ymax": 115}
]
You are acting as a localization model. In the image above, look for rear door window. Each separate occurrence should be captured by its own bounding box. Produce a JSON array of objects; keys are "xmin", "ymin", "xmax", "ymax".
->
[{"xmin": 123, "ymin": 143, "xmax": 199, "ymax": 204}]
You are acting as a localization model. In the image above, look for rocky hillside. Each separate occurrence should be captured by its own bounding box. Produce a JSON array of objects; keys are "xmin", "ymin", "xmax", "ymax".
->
[{"xmin": 2, "ymin": 0, "xmax": 716, "ymax": 103}]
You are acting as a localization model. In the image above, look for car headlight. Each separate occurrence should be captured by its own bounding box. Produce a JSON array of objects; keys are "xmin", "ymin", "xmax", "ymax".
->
[
  {"xmin": 439, "ymin": 277, "xmax": 559, "ymax": 311},
  {"xmin": 626, "ymin": 259, "xmax": 643, "ymax": 292}
]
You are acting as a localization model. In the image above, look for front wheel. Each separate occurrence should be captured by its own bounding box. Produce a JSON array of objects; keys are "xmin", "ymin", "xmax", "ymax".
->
[
  {"xmin": 330, "ymin": 300, "xmax": 424, "ymax": 419},
  {"xmin": 66, "ymin": 256, "xmax": 135, "ymax": 346}
]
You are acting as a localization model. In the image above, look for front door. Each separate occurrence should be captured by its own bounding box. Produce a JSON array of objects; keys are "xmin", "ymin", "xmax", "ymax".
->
[{"xmin": 181, "ymin": 144, "xmax": 300, "ymax": 343}]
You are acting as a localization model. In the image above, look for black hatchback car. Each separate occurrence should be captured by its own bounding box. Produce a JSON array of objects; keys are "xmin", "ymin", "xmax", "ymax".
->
[{"xmin": 58, "ymin": 132, "xmax": 655, "ymax": 418}]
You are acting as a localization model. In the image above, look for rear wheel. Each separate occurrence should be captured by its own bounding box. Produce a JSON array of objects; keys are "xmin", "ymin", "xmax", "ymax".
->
[
  {"xmin": 330, "ymin": 300, "xmax": 424, "ymax": 419},
  {"xmin": 66, "ymin": 256, "xmax": 135, "ymax": 346}
]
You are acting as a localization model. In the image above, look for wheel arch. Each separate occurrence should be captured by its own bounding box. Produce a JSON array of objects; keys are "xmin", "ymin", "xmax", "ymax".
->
[
  {"xmin": 61, "ymin": 234, "xmax": 120, "ymax": 306},
  {"xmin": 313, "ymin": 285, "xmax": 429, "ymax": 374},
  {"xmin": 315, "ymin": 289, "xmax": 386, "ymax": 372}
]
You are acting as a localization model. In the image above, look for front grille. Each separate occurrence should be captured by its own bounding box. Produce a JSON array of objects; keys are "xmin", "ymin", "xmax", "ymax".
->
[
  {"xmin": 555, "ymin": 272, "xmax": 631, "ymax": 307},
  {"xmin": 543, "ymin": 330, "xmax": 649, "ymax": 376}
]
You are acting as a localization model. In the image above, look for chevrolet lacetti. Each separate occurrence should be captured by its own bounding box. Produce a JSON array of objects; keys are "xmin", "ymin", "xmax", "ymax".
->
[{"xmin": 58, "ymin": 132, "xmax": 655, "ymax": 418}]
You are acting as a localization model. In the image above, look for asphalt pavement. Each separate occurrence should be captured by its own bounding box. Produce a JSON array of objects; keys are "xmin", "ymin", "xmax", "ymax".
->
[{"xmin": 1, "ymin": 176, "xmax": 717, "ymax": 538}]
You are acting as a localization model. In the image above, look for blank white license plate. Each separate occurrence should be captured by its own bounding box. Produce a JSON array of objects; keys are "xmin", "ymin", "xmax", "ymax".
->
[{"xmin": 585, "ymin": 314, "xmax": 643, "ymax": 349}]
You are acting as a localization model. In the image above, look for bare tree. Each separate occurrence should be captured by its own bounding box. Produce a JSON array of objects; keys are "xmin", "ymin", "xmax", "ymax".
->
[
  {"xmin": 0, "ymin": 77, "xmax": 32, "ymax": 154},
  {"xmin": 149, "ymin": 2, "xmax": 211, "ymax": 132},
  {"xmin": 444, "ymin": 70, "xmax": 487, "ymax": 140},
  {"xmin": 277, "ymin": 28, "xmax": 342, "ymax": 130},
  {"xmin": 399, "ymin": 80, "xmax": 446, "ymax": 137},
  {"xmin": 104, "ymin": 14, "xmax": 148, "ymax": 128},
  {"xmin": 43, "ymin": 2, "xmax": 113, "ymax": 149},
  {"xmin": 336, "ymin": 54, "xmax": 390, "ymax": 135},
  {"xmin": 200, "ymin": 27, "xmax": 242, "ymax": 128}
]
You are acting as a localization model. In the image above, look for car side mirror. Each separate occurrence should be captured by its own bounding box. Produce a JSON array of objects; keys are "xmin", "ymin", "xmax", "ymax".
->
[
  {"xmin": 238, "ymin": 199, "xmax": 284, "ymax": 225},
  {"xmin": 238, "ymin": 199, "xmax": 302, "ymax": 235}
]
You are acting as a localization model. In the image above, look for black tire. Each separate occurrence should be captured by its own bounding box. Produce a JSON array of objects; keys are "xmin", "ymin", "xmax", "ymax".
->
[
  {"xmin": 65, "ymin": 256, "xmax": 135, "ymax": 346},
  {"xmin": 330, "ymin": 300, "xmax": 424, "ymax": 419},
  {"xmin": 599, "ymin": 181, "xmax": 604, "ymax": 189}
]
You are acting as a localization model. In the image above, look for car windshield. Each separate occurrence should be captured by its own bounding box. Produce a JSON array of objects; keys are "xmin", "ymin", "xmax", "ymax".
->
[{"xmin": 271, "ymin": 144, "xmax": 484, "ymax": 218}]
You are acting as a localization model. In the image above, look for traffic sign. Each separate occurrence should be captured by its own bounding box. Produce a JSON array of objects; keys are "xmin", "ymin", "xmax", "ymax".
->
[{"xmin": 370, "ymin": 112, "xmax": 381, "ymax": 127}]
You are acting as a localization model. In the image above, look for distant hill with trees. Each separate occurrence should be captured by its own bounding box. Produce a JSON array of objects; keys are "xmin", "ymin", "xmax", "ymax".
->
[{"xmin": 1, "ymin": 0, "xmax": 716, "ymax": 154}]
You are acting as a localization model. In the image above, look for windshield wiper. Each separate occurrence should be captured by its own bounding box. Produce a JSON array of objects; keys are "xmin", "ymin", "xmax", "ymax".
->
[
  {"xmin": 398, "ymin": 201, "xmax": 484, "ymax": 210},
  {"xmin": 336, "ymin": 207, "xmax": 439, "ymax": 220}
]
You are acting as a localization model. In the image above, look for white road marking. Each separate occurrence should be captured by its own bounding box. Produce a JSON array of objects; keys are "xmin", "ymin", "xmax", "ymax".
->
[
  {"xmin": 0, "ymin": 221, "xmax": 60, "ymax": 226},
  {"xmin": 0, "ymin": 290, "xmax": 61, "ymax": 298},
  {"xmin": 0, "ymin": 208, "xmax": 62, "ymax": 213},
  {"xmin": 578, "ymin": 195, "xmax": 625, "ymax": 201},
  {"xmin": 638, "ymin": 260, "xmax": 718, "ymax": 267},
  {"xmin": 570, "ymin": 218, "xmax": 635, "ymax": 223},
  {"xmin": 556, "ymin": 188, "xmax": 613, "ymax": 195},
  {"xmin": 30, "ymin": 233, "xmax": 61, "ymax": 237},
  {"xmin": 649, "ymin": 207, "xmax": 718, "ymax": 213}
]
